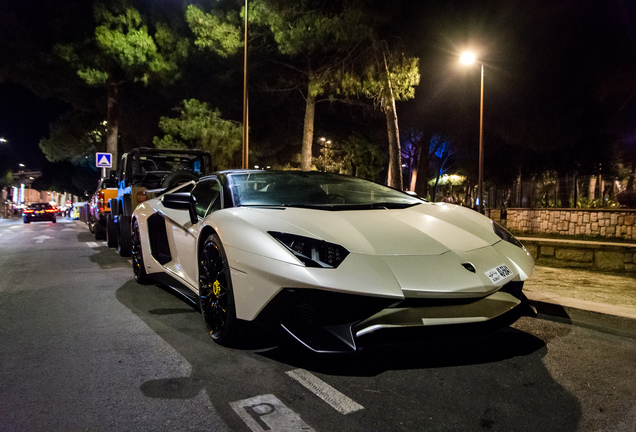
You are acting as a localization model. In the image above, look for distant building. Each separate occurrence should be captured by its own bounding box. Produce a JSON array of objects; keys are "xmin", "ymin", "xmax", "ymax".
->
[{"xmin": 1, "ymin": 169, "xmax": 77, "ymax": 218}]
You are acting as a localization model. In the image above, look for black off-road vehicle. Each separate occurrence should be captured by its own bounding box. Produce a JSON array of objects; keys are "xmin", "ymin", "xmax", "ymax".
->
[{"xmin": 107, "ymin": 147, "xmax": 213, "ymax": 256}]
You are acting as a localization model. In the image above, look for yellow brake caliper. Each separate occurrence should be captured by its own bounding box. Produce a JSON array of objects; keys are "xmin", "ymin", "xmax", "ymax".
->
[{"xmin": 212, "ymin": 280, "xmax": 221, "ymax": 298}]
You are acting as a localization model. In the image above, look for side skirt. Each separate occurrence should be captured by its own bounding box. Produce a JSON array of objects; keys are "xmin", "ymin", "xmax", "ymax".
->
[{"xmin": 148, "ymin": 272, "xmax": 199, "ymax": 308}]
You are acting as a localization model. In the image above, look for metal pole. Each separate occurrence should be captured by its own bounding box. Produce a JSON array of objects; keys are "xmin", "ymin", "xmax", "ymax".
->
[
  {"xmin": 478, "ymin": 63, "xmax": 484, "ymax": 214},
  {"xmin": 242, "ymin": 0, "xmax": 249, "ymax": 169}
]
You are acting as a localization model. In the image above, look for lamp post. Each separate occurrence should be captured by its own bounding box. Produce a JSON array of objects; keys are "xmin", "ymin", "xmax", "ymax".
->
[
  {"xmin": 319, "ymin": 137, "xmax": 332, "ymax": 172},
  {"xmin": 460, "ymin": 52, "xmax": 485, "ymax": 213},
  {"xmin": 242, "ymin": 0, "xmax": 249, "ymax": 169}
]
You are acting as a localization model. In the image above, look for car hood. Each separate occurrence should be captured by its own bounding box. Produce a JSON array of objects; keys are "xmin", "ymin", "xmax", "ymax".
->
[{"xmin": 239, "ymin": 203, "xmax": 501, "ymax": 256}]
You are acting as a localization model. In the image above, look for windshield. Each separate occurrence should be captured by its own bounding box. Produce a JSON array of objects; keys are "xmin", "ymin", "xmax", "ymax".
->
[
  {"xmin": 134, "ymin": 154, "xmax": 205, "ymax": 175},
  {"xmin": 227, "ymin": 171, "xmax": 423, "ymax": 210}
]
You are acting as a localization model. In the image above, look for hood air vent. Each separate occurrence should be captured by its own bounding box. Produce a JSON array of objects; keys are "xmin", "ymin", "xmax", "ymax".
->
[{"xmin": 462, "ymin": 263, "xmax": 476, "ymax": 273}]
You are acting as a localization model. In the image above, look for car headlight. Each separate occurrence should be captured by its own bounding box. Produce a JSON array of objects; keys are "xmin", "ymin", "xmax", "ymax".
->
[
  {"xmin": 492, "ymin": 221, "xmax": 525, "ymax": 249},
  {"xmin": 268, "ymin": 231, "xmax": 349, "ymax": 268}
]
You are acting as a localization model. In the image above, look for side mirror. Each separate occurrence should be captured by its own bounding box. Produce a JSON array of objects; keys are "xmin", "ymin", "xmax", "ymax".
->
[{"xmin": 162, "ymin": 192, "xmax": 198, "ymax": 224}]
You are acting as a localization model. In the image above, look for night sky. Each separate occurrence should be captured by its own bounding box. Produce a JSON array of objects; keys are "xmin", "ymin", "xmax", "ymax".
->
[
  {"xmin": 0, "ymin": 83, "xmax": 70, "ymax": 169},
  {"xmin": 1, "ymin": 0, "xmax": 635, "ymax": 174}
]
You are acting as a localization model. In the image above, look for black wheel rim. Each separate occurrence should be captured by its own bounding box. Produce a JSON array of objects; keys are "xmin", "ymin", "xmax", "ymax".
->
[
  {"xmin": 199, "ymin": 241, "xmax": 229, "ymax": 340},
  {"xmin": 131, "ymin": 220, "xmax": 143, "ymax": 280}
]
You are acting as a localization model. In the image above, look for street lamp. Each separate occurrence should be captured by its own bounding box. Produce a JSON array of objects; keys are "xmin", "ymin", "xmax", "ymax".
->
[
  {"xmin": 319, "ymin": 137, "xmax": 332, "ymax": 172},
  {"xmin": 242, "ymin": 0, "xmax": 249, "ymax": 169},
  {"xmin": 460, "ymin": 51, "xmax": 485, "ymax": 214}
]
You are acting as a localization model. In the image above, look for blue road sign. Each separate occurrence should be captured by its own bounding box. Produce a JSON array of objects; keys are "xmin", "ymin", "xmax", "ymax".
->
[{"xmin": 96, "ymin": 152, "xmax": 112, "ymax": 168}]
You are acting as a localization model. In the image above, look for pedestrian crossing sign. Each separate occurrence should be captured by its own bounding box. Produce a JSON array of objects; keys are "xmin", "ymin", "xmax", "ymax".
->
[{"xmin": 96, "ymin": 152, "xmax": 112, "ymax": 168}]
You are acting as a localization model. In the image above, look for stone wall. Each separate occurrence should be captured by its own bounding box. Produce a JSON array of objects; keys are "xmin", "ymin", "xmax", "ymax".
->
[{"xmin": 505, "ymin": 209, "xmax": 636, "ymax": 241}]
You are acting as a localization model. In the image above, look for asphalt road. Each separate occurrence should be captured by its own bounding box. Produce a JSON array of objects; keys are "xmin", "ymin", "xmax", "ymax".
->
[{"xmin": 1, "ymin": 218, "xmax": 635, "ymax": 431}]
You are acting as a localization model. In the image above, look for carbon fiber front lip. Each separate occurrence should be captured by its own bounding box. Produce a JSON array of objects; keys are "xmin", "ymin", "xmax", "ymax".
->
[{"xmin": 353, "ymin": 290, "xmax": 522, "ymax": 337}]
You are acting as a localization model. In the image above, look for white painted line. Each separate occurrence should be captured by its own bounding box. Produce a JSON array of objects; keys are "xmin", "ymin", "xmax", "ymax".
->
[
  {"xmin": 9, "ymin": 225, "xmax": 22, "ymax": 229},
  {"xmin": 230, "ymin": 394, "xmax": 314, "ymax": 432},
  {"xmin": 286, "ymin": 368, "xmax": 364, "ymax": 415},
  {"xmin": 86, "ymin": 242, "xmax": 99, "ymax": 248}
]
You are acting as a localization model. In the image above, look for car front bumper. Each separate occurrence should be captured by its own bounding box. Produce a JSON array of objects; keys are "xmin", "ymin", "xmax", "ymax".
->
[{"xmin": 255, "ymin": 281, "xmax": 537, "ymax": 353}]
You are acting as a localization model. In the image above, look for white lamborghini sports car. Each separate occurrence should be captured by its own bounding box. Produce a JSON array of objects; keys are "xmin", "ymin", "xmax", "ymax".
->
[{"xmin": 131, "ymin": 170, "xmax": 536, "ymax": 353}]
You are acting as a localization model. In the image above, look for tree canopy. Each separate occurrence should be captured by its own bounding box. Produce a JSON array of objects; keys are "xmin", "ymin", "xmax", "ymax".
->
[
  {"xmin": 153, "ymin": 99, "xmax": 242, "ymax": 170},
  {"xmin": 1, "ymin": 0, "xmax": 635, "ymax": 204},
  {"xmin": 39, "ymin": 112, "xmax": 107, "ymax": 165},
  {"xmin": 247, "ymin": 0, "xmax": 419, "ymax": 187},
  {"xmin": 55, "ymin": 0, "xmax": 189, "ymax": 171}
]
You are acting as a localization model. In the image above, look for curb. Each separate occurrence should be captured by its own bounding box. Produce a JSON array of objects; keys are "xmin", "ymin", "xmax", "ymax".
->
[{"xmin": 530, "ymin": 299, "xmax": 636, "ymax": 340}]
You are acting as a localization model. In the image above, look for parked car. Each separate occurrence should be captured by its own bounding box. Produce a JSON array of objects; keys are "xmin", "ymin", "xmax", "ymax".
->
[
  {"xmin": 131, "ymin": 170, "xmax": 536, "ymax": 353},
  {"xmin": 107, "ymin": 147, "xmax": 213, "ymax": 257},
  {"xmin": 23, "ymin": 203, "xmax": 57, "ymax": 223},
  {"xmin": 88, "ymin": 175, "xmax": 118, "ymax": 240}
]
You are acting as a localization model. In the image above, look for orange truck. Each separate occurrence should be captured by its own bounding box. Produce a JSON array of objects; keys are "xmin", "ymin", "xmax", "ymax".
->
[{"xmin": 88, "ymin": 175, "xmax": 118, "ymax": 240}]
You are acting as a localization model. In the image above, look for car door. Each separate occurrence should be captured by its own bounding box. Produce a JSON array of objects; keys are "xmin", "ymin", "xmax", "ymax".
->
[{"xmin": 162, "ymin": 178, "xmax": 222, "ymax": 291}]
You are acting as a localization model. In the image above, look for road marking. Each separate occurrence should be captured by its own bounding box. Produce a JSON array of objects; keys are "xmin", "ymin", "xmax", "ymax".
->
[
  {"xmin": 230, "ymin": 394, "xmax": 314, "ymax": 432},
  {"xmin": 33, "ymin": 235, "xmax": 53, "ymax": 244},
  {"xmin": 10, "ymin": 225, "xmax": 22, "ymax": 229},
  {"xmin": 86, "ymin": 242, "xmax": 99, "ymax": 248},
  {"xmin": 286, "ymin": 368, "xmax": 364, "ymax": 415}
]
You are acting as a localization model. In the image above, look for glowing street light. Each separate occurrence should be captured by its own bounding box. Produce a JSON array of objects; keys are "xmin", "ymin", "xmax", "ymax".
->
[
  {"xmin": 460, "ymin": 52, "xmax": 476, "ymax": 65},
  {"xmin": 460, "ymin": 51, "xmax": 485, "ymax": 213}
]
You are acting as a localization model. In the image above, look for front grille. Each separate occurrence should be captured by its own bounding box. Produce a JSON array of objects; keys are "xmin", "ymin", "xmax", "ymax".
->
[{"xmin": 261, "ymin": 289, "xmax": 392, "ymax": 328}]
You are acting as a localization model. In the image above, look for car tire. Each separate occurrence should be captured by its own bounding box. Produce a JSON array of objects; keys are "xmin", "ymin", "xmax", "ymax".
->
[
  {"xmin": 106, "ymin": 214, "xmax": 117, "ymax": 248},
  {"xmin": 161, "ymin": 169, "xmax": 199, "ymax": 190},
  {"xmin": 23, "ymin": 218, "xmax": 29, "ymax": 224},
  {"xmin": 199, "ymin": 233, "xmax": 239, "ymax": 346},
  {"xmin": 52, "ymin": 217, "xmax": 56, "ymax": 223},
  {"xmin": 131, "ymin": 219, "xmax": 152, "ymax": 284},
  {"xmin": 117, "ymin": 216, "xmax": 132, "ymax": 257},
  {"xmin": 94, "ymin": 222, "xmax": 106, "ymax": 240}
]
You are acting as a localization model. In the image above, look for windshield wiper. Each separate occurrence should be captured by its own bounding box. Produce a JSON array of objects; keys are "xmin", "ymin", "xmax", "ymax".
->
[
  {"xmin": 241, "ymin": 204, "xmax": 286, "ymax": 209},
  {"xmin": 367, "ymin": 202, "xmax": 420, "ymax": 210}
]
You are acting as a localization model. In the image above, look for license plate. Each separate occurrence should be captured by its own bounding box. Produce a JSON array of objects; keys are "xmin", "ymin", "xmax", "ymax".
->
[
  {"xmin": 36, "ymin": 211, "xmax": 44, "ymax": 214},
  {"xmin": 485, "ymin": 264, "xmax": 512, "ymax": 284}
]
